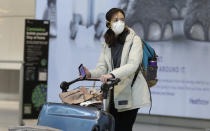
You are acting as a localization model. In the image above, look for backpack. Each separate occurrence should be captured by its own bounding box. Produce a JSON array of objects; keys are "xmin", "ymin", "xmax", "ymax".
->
[
  {"xmin": 130, "ymin": 37, "xmax": 158, "ymax": 114},
  {"xmin": 130, "ymin": 39, "xmax": 158, "ymax": 88}
]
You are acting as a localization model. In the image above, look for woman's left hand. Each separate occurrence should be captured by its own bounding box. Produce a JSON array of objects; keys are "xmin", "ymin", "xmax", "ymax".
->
[{"xmin": 100, "ymin": 74, "xmax": 113, "ymax": 83}]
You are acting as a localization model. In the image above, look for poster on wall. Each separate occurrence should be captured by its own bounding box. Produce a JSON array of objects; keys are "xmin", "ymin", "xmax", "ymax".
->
[
  {"xmin": 23, "ymin": 19, "xmax": 50, "ymax": 118},
  {"xmin": 36, "ymin": 0, "xmax": 210, "ymax": 119}
]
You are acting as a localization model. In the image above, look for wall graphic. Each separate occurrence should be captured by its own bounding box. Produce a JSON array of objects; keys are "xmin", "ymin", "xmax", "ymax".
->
[{"xmin": 36, "ymin": 0, "xmax": 210, "ymax": 119}]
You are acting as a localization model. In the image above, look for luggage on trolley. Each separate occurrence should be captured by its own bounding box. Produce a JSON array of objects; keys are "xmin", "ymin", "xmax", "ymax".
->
[{"xmin": 37, "ymin": 78, "xmax": 120, "ymax": 131}]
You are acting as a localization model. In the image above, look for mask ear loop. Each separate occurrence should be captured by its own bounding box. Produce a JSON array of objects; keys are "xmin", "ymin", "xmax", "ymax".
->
[
  {"xmin": 106, "ymin": 20, "xmax": 111, "ymax": 24},
  {"xmin": 106, "ymin": 20, "xmax": 112, "ymax": 29}
]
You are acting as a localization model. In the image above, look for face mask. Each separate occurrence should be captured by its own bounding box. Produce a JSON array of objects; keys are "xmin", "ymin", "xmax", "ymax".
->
[{"xmin": 111, "ymin": 20, "xmax": 125, "ymax": 35}]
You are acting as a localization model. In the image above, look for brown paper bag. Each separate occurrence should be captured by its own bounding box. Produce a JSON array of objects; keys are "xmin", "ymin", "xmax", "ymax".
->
[{"xmin": 59, "ymin": 87, "xmax": 93, "ymax": 104}]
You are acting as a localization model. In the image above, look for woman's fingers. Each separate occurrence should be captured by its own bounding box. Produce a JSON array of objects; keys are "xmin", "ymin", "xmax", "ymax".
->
[
  {"xmin": 83, "ymin": 66, "xmax": 91, "ymax": 78},
  {"xmin": 83, "ymin": 66, "xmax": 88, "ymax": 74},
  {"xmin": 78, "ymin": 65, "xmax": 91, "ymax": 78},
  {"xmin": 100, "ymin": 76, "xmax": 104, "ymax": 82},
  {"xmin": 104, "ymin": 77, "xmax": 108, "ymax": 83},
  {"xmin": 100, "ymin": 74, "xmax": 113, "ymax": 83},
  {"xmin": 100, "ymin": 75, "xmax": 108, "ymax": 83},
  {"xmin": 100, "ymin": 76, "xmax": 103, "ymax": 82}
]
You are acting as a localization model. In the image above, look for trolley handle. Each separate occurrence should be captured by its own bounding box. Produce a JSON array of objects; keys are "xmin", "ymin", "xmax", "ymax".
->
[
  {"xmin": 60, "ymin": 78, "xmax": 120, "ymax": 92},
  {"xmin": 101, "ymin": 78, "xmax": 121, "ymax": 99}
]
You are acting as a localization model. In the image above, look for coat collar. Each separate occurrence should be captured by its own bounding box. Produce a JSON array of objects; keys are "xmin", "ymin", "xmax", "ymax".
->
[{"xmin": 125, "ymin": 27, "xmax": 136, "ymax": 42}]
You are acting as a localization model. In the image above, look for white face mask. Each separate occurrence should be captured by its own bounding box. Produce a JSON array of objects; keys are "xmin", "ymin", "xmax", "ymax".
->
[{"xmin": 111, "ymin": 20, "xmax": 125, "ymax": 35}]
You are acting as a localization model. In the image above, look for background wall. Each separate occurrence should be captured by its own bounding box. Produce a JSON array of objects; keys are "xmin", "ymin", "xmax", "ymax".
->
[
  {"xmin": 0, "ymin": 0, "xmax": 209, "ymax": 131},
  {"xmin": 0, "ymin": 0, "xmax": 35, "ymax": 99},
  {"xmin": 35, "ymin": 0, "xmax": 210, "ymax": 129},
  {"xmin": 36, "ymin": 0, "xmax": 210, "ymax": 120}
]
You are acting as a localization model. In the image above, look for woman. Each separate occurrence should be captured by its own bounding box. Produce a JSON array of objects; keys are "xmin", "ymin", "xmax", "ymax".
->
[{"xmin": 82, "ymin": 8, "xmax": 151, "ymax": 131}]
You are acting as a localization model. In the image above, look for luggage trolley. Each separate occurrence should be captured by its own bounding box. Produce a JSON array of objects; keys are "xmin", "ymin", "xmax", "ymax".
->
[{"xmin": 37, "ymin": 78, "xmax": 120, "ymax": 131}]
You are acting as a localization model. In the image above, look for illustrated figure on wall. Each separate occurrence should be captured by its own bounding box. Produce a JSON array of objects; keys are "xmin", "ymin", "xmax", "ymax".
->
[
  {"xmin": 70, "ymin": 0, "xmax": 108, "ymax": 40},
  {"xmin": 184, "ymin": 0, "xmax": 210, "ymax": 41},
  {"xmin": 118, "ymin": 0, "xmax": 210, "ymax": 42},
  {"xmin": 118, "ymin": 0, "xmax": 174, "ymax": 41},
  {"xmin": 43, "ymin": 0, "xmax": 57, "ymax": 37}
]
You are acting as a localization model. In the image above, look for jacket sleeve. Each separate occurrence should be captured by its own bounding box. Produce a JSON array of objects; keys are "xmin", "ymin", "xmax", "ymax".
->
[
  {"xmin": 89, "ymin": 42, "xmax": 108, "ymax": 78},
  {"xmin": 110, "ymin": 35, "xmax": 143, "ymax": 79}
]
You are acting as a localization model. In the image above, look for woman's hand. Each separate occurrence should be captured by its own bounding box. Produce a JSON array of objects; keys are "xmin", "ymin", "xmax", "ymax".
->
[
  {"xmin": 79, "ymin": 66, "xmax": 91, "ymax": 79},
  {"xmin": 100, "ymin": 74, "xmax": 113, "ymax": 83}
]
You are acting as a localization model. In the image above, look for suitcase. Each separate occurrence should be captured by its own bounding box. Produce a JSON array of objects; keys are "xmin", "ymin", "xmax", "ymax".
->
[
  {"xmin": 37, "ymin": 103, "xmax": 115, "ymax": 131},
  {"xmin": 38, "ymin": 78, "xmax": 120, "ymax": 131}
]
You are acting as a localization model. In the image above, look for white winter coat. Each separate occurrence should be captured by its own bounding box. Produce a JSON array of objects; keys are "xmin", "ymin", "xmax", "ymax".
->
[{"xmin": 90, "ymin": 28, "xmax": 151, "ymax": 112}]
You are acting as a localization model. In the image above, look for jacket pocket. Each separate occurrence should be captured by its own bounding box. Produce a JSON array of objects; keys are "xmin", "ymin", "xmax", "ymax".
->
[{"xmin": 114, "ymin": 79, "xmax": 133, "ymax": 110}]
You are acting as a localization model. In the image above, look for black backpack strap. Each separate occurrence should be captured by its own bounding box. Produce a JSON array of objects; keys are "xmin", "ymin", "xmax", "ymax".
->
[{"xmin": 131, "ymin": 69, "xmax": 140, "ymax": 87}]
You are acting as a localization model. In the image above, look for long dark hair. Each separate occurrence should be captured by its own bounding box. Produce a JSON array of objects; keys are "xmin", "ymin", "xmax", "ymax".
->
[{"xmin": 104, "ymin": 8, "xmax": 129, "ymax": 48}]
